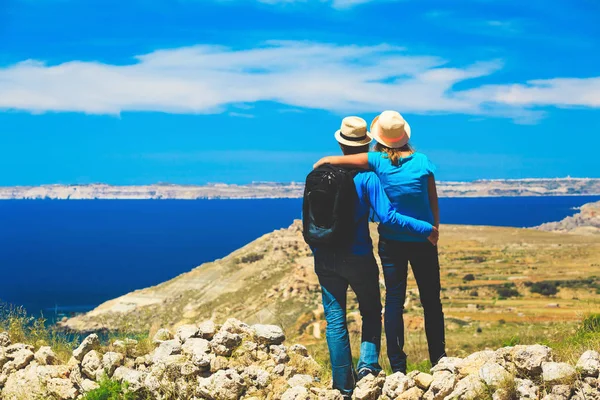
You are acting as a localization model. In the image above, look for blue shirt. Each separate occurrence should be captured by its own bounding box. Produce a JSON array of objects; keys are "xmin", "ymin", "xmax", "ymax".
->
[
  {"xmin": 349, "ymin": 171, "xmax": 433, "ymax": 255},
  {"xmin": 368, "ymin": 152, "xmax": 436, "ymax": 242}
]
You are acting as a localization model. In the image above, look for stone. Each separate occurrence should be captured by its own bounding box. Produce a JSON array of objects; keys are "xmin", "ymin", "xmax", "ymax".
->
[
  {"xmin": 81, "ymin": 350, "xmax": 102, "ymax": 380},
  {"xmin": 423, "ymin": 371, "xmax": 456, "ymax": 400},
  {"xmin": 220, "ymin": 318, "xmax": 254, "ymax": 338},
  {"xmin": 243, "ymin": 365, "xmax": 270, "ymax": 388},
  {"xmin": 515, "ymin": 378, "xmax": 539, "ymax": 399},
  {"xmin": 151, "ymin": 339, "xmax": 182, "ymax": 364},
  {"xmin": 211, "ymin": 355, "xmax": 229, "ymax": 373},
  {"xmin": 577, "ymin": 350, "xmax": 600, "ymax": 377},
  {"xmin": 310, "ymin": 387, "xmax": 344, "ymax": 400},
  {"xmin": 251, "ymin": 324, "xmax": 286, "ymax": 345},
  {"xmin": 80, "ymin": 378, "xmax": 100, "ymax": 392},
  {"xmin": 398, "ymin": 386, "xmax": 424, "ymax": 400},
  {"xmin": 413, "ymin": 372, "xmax": 434, "ymax": 390},
  {"xmin": 152, "ymin": 328, "xmax": 174, "ymax": 344},
  {"xmin": 5, "ymin": 347, "xmax": 34, "ymax": 370},
  {"xmin": 288, "ymin": 374, "xmax": 313, "ymax": 388},
  {"xmin": 0, "ymin": 332, "xmax": 11, "ymax": 347},
  {"xmin": 2, "ymin": 363, "xmax": 70, "ymax": 399},
  {"xmin": 197, "ymin": 368, "xmax": 246, "ymax": 400},
  {"xmin": 382, "ymin": 372, "xmax": 412, "ymax": 398},
  {"xmin": 445, "ymin": 374, "xmax": 487, "ymax": 400},
  {"xmin": 352, "ymin": 371, "xmax": 385, "ymax": 400},
  {"xmin": 479, "ymin": 362, "xmax": 512, "ymax": 388},
  {"xmin": 72, "ymin": 334, "xmax": 100, "ymax": 361},
  {"xmin": 102, "ymin": 351, "xmax": 124, "ymax": 377},
  {"xmin": 551, "ymin": 384, "xmax": 572, "ymax": 398},
  {"xmin": 572, "ymin": 381, "xmax": 600, "ymax": 400},
  {"xmin": 0, "ymin": 348, "xmax": 7, "ymax": 369},
  {"xmin": 112, "ymin": 366, "xmax": 147, "ymax": 392},
  {"xmin": 457, "ymin": 350, "xmax": 496, "ymax": 377},
  {"xmin": 198, "ymin": 320, "xmax": 217, "ymax": 340},
  {"xmin": 176, "ymin": 324, "xmax": 199, "ymax": 343},
  {"xmin": 274, "ymin": 363, "xmax": 286, "ymax": 375},
  {"xmin": 182, "ymin": 337, "xmax": 212, "ymax": 369},
  {"xmin": 270, "ymin": 344, "xmax": 290, "ymax": 364},
  {"xmin": 511, "ymin": 344, "xmax": 553, "ymax": 376},
  {"xmin": 431, "ymin": 357, "xmax": 463, "ymax": 374},
  {"xmin": 290, "ymin": 344, "xmax": 310, "ymax": 357},
  {"xmin": 211, "ymin": 330, "xmax": 242, "ymax": 357},
  {"xmin": 282, "ymin": 386, "xmax": 312, "ymax": 400},
  {"xmin": 46, "ymin": 377, "xmax": 78, "ymax": 399},
  {"xmin": 34, "ymin": 346, "xmax": 59, "ymax": 366},
  {"xmin": 541, "ymin": 362, "xmax": 577, "ymax": 384}
]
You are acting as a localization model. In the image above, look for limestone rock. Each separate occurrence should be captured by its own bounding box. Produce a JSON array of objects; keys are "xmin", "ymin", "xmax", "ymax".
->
[
  {"xmin": 445, "ymin": 374, "xmax": 487, "ymax": 400},
  {"xmin": 211, "ymin": 330, "xmax": 242, "ymax": 357},
  {"xmin": 0, "ymin": 332, "xmax": 10, "ymax": 348},
  {"xmin": 398, "ymin": 386, "xmax": 424, "ymax": 400},
  {"xmin": 542, "ymin": 362, "xmax": 577, "ymax": 385},
  {"xmin": 457, "ymin": 350, "xmax": 496, "ymax": 377},
  {"xmin": 252, "ymin": 324, "xmax": 286, "ymax": 345},
  {"xmin": 182, "ymin": 337, "xmax": 212, "ymax": 369},
  {"xmin": 310, "ymin": 387, "xmax": 344, "ymax": 400},
  {"xmin": 197, "ymin": 368, "xmax": 246, "ymax": 400},
  {"xmin": 479, "ymin": 362, "xmax": 512, "ymax": 388},
  {"xmin": 4, "ymin": 345, "xmax": 34, "ymax": 371},
  {"xmin": 282, "ymin": 385, "xmax": 313, "ymax": 400},
  {"xmin": 220, "ymin": 318, "xmax": 254, "ymax": 338},
  {"xmin": 577, "ymin": 350, "xmax": 600, "ymax": 377},
  {"xmin": 112, "ymin": 366, "xmax": 147, "ymax": 392},
  {"xmin": 151, "ymin": 339, "xmax": 182, "ymax": 364},
  {"xmin": 34, "ymin": 346, "xmax": 59, "ymax": 366},
  {"xmin": 102, "ymin": 351, "xmax": 124, "ymax": 377},
  {"xmin": 551, "ymin": 384, "xmax": 572, "ymax": 398},
  {"xmin": 73, "ymin": 334, "xmax": 100, "ymax": 361},
  {"xmin": 424, "ymin": 371, "xmax": 456, "ymax": 400},
  {"xmin": 81, "ymin": 350, "xmax": 102, "ymax": 380},
  {"xmin": 243, "ymin": 365, "xmax": 270, "ymax": 388},
  {"xmin": 80, "ymin": 378, "xmax": 100, "ymax": 392},
  {"xmin": 288, "ymin": 374, "xmax": 314, "ymax": 388},
  {"xmin": 270, "ymin": 344, "xmax": 290, "ymax": 364},
  {"xmin": 352, "ymin": 371, "xmax": 385, "ymax": 400},
  {"xmin": 413, "ymin": 372, "xmax": 434, "ymax": 390},
  {"xmin": 46, "ymin": 378, "xmax": 78, "ymax": 399},
  {"xmin": 198, "ymin": 320, "xmax": 217, "ymax": 340},
  {"xmin": 431, "ymin": 357, "xmax": 463, "ymax": 374},
  {"xmin": 176, "ymin": 324, "xmax": 199, "ymax": 343},
  {"xmin": 152, "ymin": 328, "xmax": 174, "ymax": 344},
  {"xmin": 512, "ymin": 344, "xmax": 553, "ymax": 376},
  {"xmin": 515, "ymin": 378, "xmax": 539, "ymax": 399},
  {"xmin": 290, "ymin": 344, "xmax": 310, "ymax": 357},
  {"xmin": 382, "ymin": 372, "xmax": 412, "ymax": 398}
]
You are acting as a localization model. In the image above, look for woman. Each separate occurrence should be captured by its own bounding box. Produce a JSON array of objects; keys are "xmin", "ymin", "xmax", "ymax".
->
[{"xmin": 314, "ymin": 110, "xmax": 446, "ymax": 373}]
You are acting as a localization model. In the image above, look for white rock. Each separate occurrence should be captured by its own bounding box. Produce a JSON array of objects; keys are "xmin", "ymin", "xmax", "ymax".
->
[
  {"xmin": 198, "ymin": 320, "xmax": 217, "ymax": 340},
  {"xmin": 383, "ymin": 372, "xmax": 412, "ymax": 398},
  {"xmin": 252, "ymin": 324, "xmax": 286, "ymax": 345},
  {"xmin": 413, "ymin": 372, "xmax": 434, "ymax": 390},
  {"xmin": 353, "ymin": 372, "xmax": 385, "ymax": 400},
  {"xmin": 5, "ymin": 346, "xmax": 34, "ymax": 371},
  {"xmin": 457, "ymin": 350, "xmax": 496, "ymax": 377},
  {"xmin": 397, "ymin": 386, "xmax": 425, "ymax": 399},
  {"xmin": 515, "ymin": 378, "xmax": 539, "ymax": 399},
  {"xmin": 220, "ymin": 318, "xmax": 253, "ymax": 337},
  {"xmin": 80, "ymin": 379, "xmax": 100, "ymax": 393},
  {"xmin": 289, "ymin": 344, "xmax": 310, "ymax": 357},
  {"xmin": 211, "ymin": 330, "xmax": 242, "ymax": 357},
  {"xmin": 270, "ymin": 344, "xmax": 290, "ymax": 364},
  {"xmin": 102, "ymin": 351, "xmax": 124, "ymax": 377},
  {"xmin": 152, "ymin": 328, "xmax": 173, "ymax": 344},
  {"xmin": 72, "ymin": 334, "xmax": 100, "ymax": 361},
  {"xmin": 551, "ymin": 384, "xmax": 572, "ymax": 398},
  {"xmin": 431, "ymin": 357, "xmax": 463, "ymax": 374},
  {"xmin": 182, "ymin": 337, "xmax": 212, "ymax": 369},
  {"xmin": 541, "ymin": 362, "xmax": 577, "ymax": 384},
  {"xmin": 287, "ymin": 374, "xmax": 313, "ymax": 388},
  {"xmin": 151, "ymin": 339, "xmax": 181, "ymax": 364},
  {"xmin": 243, "ymin": 365, "xmax": 270, "ymax": 388},
  {"xmin": 46, "ymin": 377, "xmax": 78, "ymax": 399},
  {"xmin": 282, "ymin": 385, "xmax": 312, "ymax": 400},
  {"xmin": 512, "ymin": 344, "xmax": 553, "ymax": 375},
  {"xmin": 34, "ymin": 346, "xmax": 59, "ymax": 366},
  {"xmin": 423, "ymin": 371, "xmax": 456, "ymax": 400},
  {"xmin": 176, "ymin": 324, "xmax": 199, "ymax": 343},
  {"xmin": 81, "ymin": 350, "xmax": 102, "ymax": 380},
  {"xmin": 0, "ymin": 332, "xmax": 11, "ymax": 347},
  {"xmin": 479, "ymin": 362, "xmax": 512, "ymax": 388},
  {"xmin": 444, "ymin": 374, "xmax": 487, "ymax": 400},
  {"xmin": 112, "ymin": 366, "xmax": 147, "ymax": 392},
  {"xmin": 197, "ymin": 368, "xmax": 246, "ymax": 400},
  {"xmin": 577, "ymin": 350, "xmax": 600, "ymax": 377}
]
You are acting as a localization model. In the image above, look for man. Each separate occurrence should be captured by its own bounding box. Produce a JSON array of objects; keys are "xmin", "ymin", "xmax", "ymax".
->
[{"xmin": 311, "ymin": 116, "xmax": 438, "ymax": 398}]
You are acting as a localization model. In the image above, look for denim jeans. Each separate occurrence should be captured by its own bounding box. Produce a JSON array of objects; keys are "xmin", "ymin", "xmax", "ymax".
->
[
  {"xmin": 314, "ymin": 249, "xmax": 382, "ymax": 397},
  {"xmin": 378, "ymin": 239, "xmax": 446, "ymax": 373}
]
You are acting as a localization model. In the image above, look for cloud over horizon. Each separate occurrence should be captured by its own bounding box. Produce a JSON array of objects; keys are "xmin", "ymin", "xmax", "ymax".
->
[{"xmin": 1, "ymin": 41, "xmax": 599, "ymax": 123}]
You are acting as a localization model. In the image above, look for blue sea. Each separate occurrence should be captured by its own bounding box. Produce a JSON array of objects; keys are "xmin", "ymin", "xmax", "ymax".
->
[{"xmin": 1, "ymin": 196, "xmax": 599, "ymax": 320}]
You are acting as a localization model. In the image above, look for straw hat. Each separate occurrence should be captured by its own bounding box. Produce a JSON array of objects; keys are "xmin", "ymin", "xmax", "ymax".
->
[
  {"xmin": 334, "ymin": 116, "xmax": 372, "ymax": 147},
  {"xmin": 370, "ymin": 110, "xmax": 411, "ymax": 149}
]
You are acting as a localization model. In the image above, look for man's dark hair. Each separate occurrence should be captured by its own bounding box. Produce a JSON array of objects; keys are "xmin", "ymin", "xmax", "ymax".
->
[{"xmin": 339, "ymin": 143, "xmax": 369, "ymax": 155}]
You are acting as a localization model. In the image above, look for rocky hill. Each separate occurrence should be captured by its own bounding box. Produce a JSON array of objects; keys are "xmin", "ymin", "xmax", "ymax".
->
[
  {"xmin": 2, "ymin": 319, "xmax": 600, "ymax": 400},
  {"xmin": 537, "ymin": 201, "xmax": 600, "ymax": 235}
]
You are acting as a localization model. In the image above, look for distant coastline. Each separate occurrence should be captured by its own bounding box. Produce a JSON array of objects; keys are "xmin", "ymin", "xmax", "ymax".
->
[{"xmin": 1, "ymin": 178, "xmax": 599, "ymax": 199}]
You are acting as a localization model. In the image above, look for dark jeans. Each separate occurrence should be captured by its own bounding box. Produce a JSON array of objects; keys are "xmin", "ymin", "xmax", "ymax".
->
[
  {"xmin": 378, "ymin": 238, "xmax": 446, "ymax": 373},
  {"xmin": 314, "ymin": 249, "xmax": 382, "ymax": 397}
]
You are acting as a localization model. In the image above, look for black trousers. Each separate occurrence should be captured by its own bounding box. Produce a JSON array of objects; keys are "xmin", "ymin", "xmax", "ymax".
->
[{"xmin": 378, "ymin": 238, "xmax": 446, "ymax": 373}]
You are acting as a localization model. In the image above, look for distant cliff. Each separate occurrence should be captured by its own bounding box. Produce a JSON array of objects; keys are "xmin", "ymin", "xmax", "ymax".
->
[
  {"xmin": 537, "ymin": 200, "xmax": 600, "ymax": 235},
  {"xmin": 1, "ymin": 178, "xmax": 599, "ymax": 199}
]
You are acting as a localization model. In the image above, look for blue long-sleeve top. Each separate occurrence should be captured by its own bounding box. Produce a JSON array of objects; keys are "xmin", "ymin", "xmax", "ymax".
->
[{"xmin": 344, "ymin": 171, "xmax": 433, "ymax": 255}]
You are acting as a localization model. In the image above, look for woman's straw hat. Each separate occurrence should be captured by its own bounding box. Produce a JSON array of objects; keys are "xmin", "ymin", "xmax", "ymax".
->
[
  {"xmin": 334, "ymin": 116, "xmax": 372, "ymax": 147},
  {"xmin": 370, "ymin": 110, "xmax": 411, "ymax": 149}
]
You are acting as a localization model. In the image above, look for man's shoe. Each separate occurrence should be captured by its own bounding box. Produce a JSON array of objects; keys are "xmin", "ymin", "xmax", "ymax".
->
[{"xmin": 357, "ymin": 368, "xmax": 378, "ymax": 382}]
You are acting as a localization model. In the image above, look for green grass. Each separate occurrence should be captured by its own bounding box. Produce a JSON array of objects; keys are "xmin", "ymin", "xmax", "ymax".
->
[{"xmin": 81, "ymin": 379, "xmax": 137, "ymax": 400}]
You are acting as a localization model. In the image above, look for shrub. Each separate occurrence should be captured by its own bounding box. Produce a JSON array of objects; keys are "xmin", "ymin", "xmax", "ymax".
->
[
  {"xmin": 530, "ymin": 281, "xmax": 559, "ymax": 296},
  {"xmin": 239, "ymin": 253, "xmax": 264, "ymax": 264},
  {"xmin": 462, "ymin": 274, "xmax": 475, "ymax": 282},
  {"xmin": 581, "ymin": 314, "xmax": 600, "ymax": 334},
  {"xmin": 81, "ymin": 379, "xmax": 137, "ymax": 400},
  {"xmin": 469, "ymin": 290, "xmax": 479, "ymax": 297},
  {"xmin": 496, "ymin": 287, "xmax": 520, "ymax": 298}
]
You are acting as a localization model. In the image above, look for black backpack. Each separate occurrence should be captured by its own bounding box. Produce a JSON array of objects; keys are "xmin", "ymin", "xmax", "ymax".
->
[{"xmin": 302, "ymin": 164, "xmax": 358, "ymax": 248}]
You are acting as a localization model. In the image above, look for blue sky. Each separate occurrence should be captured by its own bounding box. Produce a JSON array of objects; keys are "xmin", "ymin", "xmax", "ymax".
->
[{"xmin": 0, "ymin": 0, "xmax": 599, "ymax": 185}]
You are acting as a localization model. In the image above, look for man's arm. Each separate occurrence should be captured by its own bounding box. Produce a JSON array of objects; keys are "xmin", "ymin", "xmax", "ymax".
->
[
  {"xmin": 313, "ymin": 153, "xmax": 369, "ymax": 170},
  {"xmin": 428, "ymin": 175, "xmax": 440, "ymax": 228},
  {"xmin": 364, "ymin": 174, "xmax": 434, "ymax": 239}
]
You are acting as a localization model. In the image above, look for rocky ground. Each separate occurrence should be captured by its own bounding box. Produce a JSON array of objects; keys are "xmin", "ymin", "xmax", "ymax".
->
[
  {"xmin": 2, "ymin": 318, "xmax": 600, "ymax": 399},
  {"xmin": 537, "ymin": 201, "xmax": 600, "ymax": 235}
]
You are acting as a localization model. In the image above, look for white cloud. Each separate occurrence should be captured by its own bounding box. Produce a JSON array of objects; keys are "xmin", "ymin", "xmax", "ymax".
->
[
  {"xmin": 255, "ymin": 0, "xmax": 386, "ymax": 9},
  {"xmin": 0, "ymin": 41, "xmax": 598, "ymax": 122}
]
